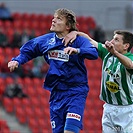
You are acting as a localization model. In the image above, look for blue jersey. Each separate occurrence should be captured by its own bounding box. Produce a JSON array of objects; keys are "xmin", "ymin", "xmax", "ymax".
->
[{"xmin": 12, "ymin": 32, "xmax": 98, "ymax": 91}]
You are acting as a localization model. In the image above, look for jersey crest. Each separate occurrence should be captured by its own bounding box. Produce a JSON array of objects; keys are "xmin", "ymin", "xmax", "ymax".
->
[{"xmin": 48, "ymin": 37, "xmax": 56, "ymax": 45}]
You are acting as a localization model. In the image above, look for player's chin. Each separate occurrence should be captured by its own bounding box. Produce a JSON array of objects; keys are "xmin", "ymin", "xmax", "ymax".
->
[
  {"xmin": 50, "ymin": 29, "xmax": 58, "ymax": 33},
  {"xmin": 50, "ymin": 29, "xmax": 55, "ymax": 32},
  {"xmin": 50, "ymin": 26, "xmax": 55, "ymax": 32}
]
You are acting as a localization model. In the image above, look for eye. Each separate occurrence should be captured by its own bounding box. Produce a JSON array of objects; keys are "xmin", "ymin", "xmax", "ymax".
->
[
  {"xmin": 57, "ymin": 17, "xmax": 62, "ymax": 20},
  {"xmin": 114, "ymin": 38, "xmax": 119, "ymax": 42}
]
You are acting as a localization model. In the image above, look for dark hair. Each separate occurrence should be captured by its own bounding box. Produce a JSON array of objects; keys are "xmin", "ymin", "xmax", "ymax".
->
[
  {"xmin": 114, "ymin": 30, "xmax": 133, "ymax": 52},
  {"xmin": 55, "ymin": 8, "xmax": 78, "ymax": 32}
]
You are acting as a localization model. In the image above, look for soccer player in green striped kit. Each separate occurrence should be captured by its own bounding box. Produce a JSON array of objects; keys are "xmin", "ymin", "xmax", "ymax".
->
[{"xmin": 63, "ymin": 30, "xmax": 133, "ymax": 133}]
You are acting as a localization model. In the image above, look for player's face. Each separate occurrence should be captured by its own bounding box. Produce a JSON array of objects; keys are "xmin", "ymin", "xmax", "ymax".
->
[
  {"xmin": 110, "ymin": 34, "xmax": 127, "ymax": 54},
  {"xmin": 50, "ymin": 13, "xmax": 69, "ymax": 36}
]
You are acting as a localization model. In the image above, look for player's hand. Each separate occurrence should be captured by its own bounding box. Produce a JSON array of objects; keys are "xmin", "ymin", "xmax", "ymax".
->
[
  {"xmin": 8, "ymin": 61, "xmax": 19, "ymax": 72},
  {"xmin": 105, "ymin": 41, "xmax": 116, "ymax": 55},
  {"xmin": 62, "ymin": 31, "xmax": 78, "ymax": 46},
  {"xmin": 64, "ymin": 47, "xmax": 79, "ymax": 55}
]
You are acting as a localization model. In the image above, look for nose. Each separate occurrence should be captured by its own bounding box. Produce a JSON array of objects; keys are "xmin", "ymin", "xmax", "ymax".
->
[
  {"xmin": 52, "ymin": 17, "xmax": 56, "ymax": 22},
  {"xmin": 52, "ymin": 18, "xmax": 54, "ymax": 23},
  {"xmin": 110, "ymin": 39, "xmax": 114, "ymax": 43}
]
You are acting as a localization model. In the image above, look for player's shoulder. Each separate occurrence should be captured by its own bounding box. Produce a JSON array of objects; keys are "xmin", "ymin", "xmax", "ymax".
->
[
  {"xmin": 126, "ymin": 52, "xmax": 133, "ymax": 60},
  {"xmin": 33, "ymin": 32, "xmax": 55, "ymax": 43},
  {"xmin": 36, "ymin": 32, "xmax": 55, "ymax": 39},
  {"xmin": 76, "ymin": 35, "xmax": 90, "ymax": 42}
]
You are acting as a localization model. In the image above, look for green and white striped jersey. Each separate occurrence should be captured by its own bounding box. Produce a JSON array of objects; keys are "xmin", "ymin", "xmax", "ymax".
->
[{"xmin": 98, "ymin": 43, "xmax": 133, "ymax": 105}]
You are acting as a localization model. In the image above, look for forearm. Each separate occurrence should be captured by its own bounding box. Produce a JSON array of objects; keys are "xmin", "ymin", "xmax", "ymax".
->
[
  {"xmin": 114, "ymin": 51, "xmax": 133, "ymax": 69},
  {"xmin": 12, "ymin": 54, "xmax": 29, "ymax": 65},
  {"xmin": 77, "ymin": 32, "xmax": 98, "ymax": 48}
]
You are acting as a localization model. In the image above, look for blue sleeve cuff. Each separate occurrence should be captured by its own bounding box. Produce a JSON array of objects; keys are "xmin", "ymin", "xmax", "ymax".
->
[{"xmin": 76, "ymin": 48, "xmax": 80, "ymax": 54}]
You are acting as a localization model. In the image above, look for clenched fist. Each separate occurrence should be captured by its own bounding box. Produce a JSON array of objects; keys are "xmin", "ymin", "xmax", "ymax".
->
[{"xmin": 8, "ymin": 61, "xmax": 19, "ymax": 72}]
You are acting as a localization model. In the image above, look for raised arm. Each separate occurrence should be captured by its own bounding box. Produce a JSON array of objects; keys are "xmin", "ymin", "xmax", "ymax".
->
[
  {"xmin": 105, "ymin": 41, "xmax": 133, "ymax": 69},
  {"xmin": 63, "ymin": 31, "xmax": 99, "ymax": 48},
  {"xmin": 77, "ymin": 31, "xmax": 98, "ymax": 48},
  {"xmin": 114, "ymin": 51, "xmax": 133, "ymax": 69}
]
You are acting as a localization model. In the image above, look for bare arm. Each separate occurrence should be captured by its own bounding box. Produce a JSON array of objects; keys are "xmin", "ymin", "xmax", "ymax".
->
[
  {"xmin": 77, "ymin": 31, "xmax": 99, "ymax": 48},
  {"xmin": 63, "ymin": 31, "xmax": 99, "ymax": 48},
  {"xmin": 115, "ymin": 51, "xmax": 133, "ymax": 69}
]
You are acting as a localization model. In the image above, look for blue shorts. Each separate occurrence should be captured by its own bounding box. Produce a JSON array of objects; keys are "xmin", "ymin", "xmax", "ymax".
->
[{"xmin": 49, "ymin": 84, "xmax": 89, "ymax": 133}]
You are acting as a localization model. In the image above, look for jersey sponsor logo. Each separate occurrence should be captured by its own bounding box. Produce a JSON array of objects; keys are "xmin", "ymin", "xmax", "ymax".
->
[
  {"xmin": 105, "ymin": 67, "xmax": 113, "ymax": 76},
  {"xmin": 48, "ymin": 50, "xmax": 69, "ymax": 62},
  {"xmin": 51, "ymin": 121, "xmax": 56, "ymax": 129},
  {"xmin": 106, "ymin": 81, "xmax": 120, "ymax": 93},
  {"xmin": 105, "ymin": 67, "xmax": 120, "ymax": 79},
  {"xmin": 66, "ymin": 113, "xmax": 81, "ymax": 121}
]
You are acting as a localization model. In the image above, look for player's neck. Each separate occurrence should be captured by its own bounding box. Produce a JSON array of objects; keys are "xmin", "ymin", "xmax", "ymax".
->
[{"xmin": 56, "ymin": 31, "xmax": 69, "ymax": 39}]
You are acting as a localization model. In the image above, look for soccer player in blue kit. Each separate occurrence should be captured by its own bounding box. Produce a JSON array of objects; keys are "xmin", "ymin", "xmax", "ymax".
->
[{"xmin": 8, "ymin": 8, "xmax": 98, "ymax": 133}]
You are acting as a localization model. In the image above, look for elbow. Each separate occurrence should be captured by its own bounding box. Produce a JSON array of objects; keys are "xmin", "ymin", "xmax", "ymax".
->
[
  {"xmin": 126, "ymin": 61, "xmax": 133, "ymax": 69},
  {"xmin": 88, "ymin": 52, "xmax": 98, "ymax": 60},
  {"xmin": 92, "ymin": 50, "xmax": 98, "ymax": 60},
  {"xmin": 93, "ymin": 54, "xmax": 98, "ymax": 60},
  {"xmin": 81, "ymin": 48, "xmax": 98, "ymax": 60},
  {"xmin": 129, "ymin": 61, "xmax": 133, "ymax": 69},
  {"xmin": 89, "ymin": 50, "xmax": 98, "ymax": 60}
]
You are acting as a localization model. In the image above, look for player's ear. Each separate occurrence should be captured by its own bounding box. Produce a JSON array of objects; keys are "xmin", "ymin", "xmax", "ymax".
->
[
  {"xmin": 124, "ymin": 43, "xmax": 130, "ymax": 51},
  {"xmin": 66, "ymin": 25, "xmax": 70, "ymax": 31}
]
